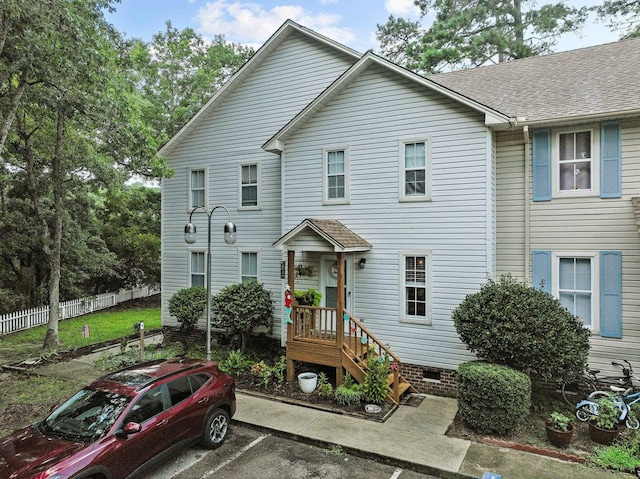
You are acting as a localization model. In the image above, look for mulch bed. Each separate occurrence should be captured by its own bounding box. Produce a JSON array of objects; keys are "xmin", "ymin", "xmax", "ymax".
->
[{"xmin": 234, "ymin": 371, "xmax": 398, "ymax": 422}]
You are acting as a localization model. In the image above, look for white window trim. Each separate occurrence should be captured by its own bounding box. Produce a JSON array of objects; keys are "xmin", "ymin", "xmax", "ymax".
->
[
  {"xmin": 189, "ymin": 249, "xmax": 207, "ymax": 288},
  {"xmin": 322, "ymin": 146, "xmax": 350, "ymax": 205},
  {"xmin": 399, "ymin": 137, "xmax": 432, "ymax": 202},
  {"xmin": 237, "ymin": 161, "xmax": 262, "ymax": 211},
  {"xmin": 188, "ymin": 167, "xmax": 208, "ymax": 211},
  {"xmin": 551, "ymin": 251, "xmax": 600, "ymax": 332},
  {"xmin": 552, "ymin": 126, "xmax": 600, "ymax": 198},
  {"xmin": 238, "ymin": 249, "xmax": 262, "ymax": 283},
  {"xmin": 398, "ymin": 250, "xmax": 433, "ymax": 325}
]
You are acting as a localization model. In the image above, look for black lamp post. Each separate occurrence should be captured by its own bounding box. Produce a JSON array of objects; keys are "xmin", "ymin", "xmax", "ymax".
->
[{"xmin": 184, "ymin": 206, "xmax": 237, "ymax": 361}]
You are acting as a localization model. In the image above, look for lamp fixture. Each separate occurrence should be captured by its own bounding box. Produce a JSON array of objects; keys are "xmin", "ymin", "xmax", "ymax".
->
[{"xmin": 183, "ymin": 205, "xmax": 237, "ymax": 361}]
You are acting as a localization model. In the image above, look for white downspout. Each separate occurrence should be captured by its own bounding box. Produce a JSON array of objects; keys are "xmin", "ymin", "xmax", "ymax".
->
[{"xmin": 523, "ymin": 125, "xmax": 531, "ymax": 283}]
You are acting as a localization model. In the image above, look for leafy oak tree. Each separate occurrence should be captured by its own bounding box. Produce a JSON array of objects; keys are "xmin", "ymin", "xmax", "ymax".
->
[
  {"xmin": 4, "ymin": 1, "xmax": 162, "ymax": 348},
  {"xmin": 376, "ymin": 0, "xmax": 588, "ymax": 72},
  {"xmin": 127, "ymin": 21, "xmax": 254, "ymax": 145}
]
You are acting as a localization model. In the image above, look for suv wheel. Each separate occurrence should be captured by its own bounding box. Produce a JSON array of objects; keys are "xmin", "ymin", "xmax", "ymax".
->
[{"xmin": 201, "ymin": 408, "xmax": 230, "ymax": 449}]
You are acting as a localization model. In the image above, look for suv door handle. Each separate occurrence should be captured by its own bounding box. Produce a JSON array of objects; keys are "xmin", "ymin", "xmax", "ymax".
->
[
  {"xmin": 198, "ymin": 397, "xmax": 209, "ymax": 404},
  {"xmin": 157, "ymin": 419, "xmax": 168, "ymax": 426}
]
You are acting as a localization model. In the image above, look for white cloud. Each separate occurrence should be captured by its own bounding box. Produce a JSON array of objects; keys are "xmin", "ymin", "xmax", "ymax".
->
[
  {"xmin": 384, "ymin": 0, "xmax": 421, "ymax": 17},
  {"xmin": 195, "ymin": 1, "xmax": 356, "ymax": 48}
]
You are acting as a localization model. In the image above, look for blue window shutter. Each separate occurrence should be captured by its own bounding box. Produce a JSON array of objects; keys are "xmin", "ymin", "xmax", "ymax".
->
[
  {"xmin": 532, "ymin": 251, "xmax": 551, "ymax": 294},
  {"xmin": 600, "ymin": 251, "xmax": 622, "ymax": 338},
  {"xmin": 532, "ymin": 130, "xmax": 551, "ymax": 201},
  {"xmin": 601, "ymin": 122, "xmax": 621, "ymax": 198}
]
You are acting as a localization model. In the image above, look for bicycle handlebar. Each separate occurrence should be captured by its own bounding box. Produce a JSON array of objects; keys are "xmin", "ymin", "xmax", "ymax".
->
[{"xmin": 611, "ymin": 360, "xmax": 634, "ymax": 377}]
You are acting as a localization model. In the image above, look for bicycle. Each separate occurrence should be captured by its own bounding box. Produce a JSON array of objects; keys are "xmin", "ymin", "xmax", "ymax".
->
[
  {"xmin": 575, "ymin": 383, "xmax": 640, "ymax": 429},
  {"xmin": 560, "ymin": 360, "xmax": 635, "ymax": 406}
]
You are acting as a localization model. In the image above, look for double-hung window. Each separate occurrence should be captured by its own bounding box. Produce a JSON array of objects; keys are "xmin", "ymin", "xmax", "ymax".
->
[
  {"xmin": 323, "ymin": 147, "xmax": 349, "ymax": 204},
  {"xmin": 240, "ymin": 251, "xmax": 258, "ymax": 283},
  {"xmin": 189, "ymin": 169, "xmax": 206, "ymax": 208},
  {"xmin": 558, "ymin": 257, "xmax": 593, "ymax": 327},
  {"xmin": 190, "ymin": 251, "xmax": 205, "ymax": 287},
  {"xmin": 400, "ymin": 139, "xmax": 431, "ymax": 201},
  {"xmin": 534, "ymin": 250, "xmax": 622, "ymax": 337},
  {"xmin": 533, "ymin": 123, "xmax": 622, "ymax": 200},
  {"xmin": 239, "ymin": 162, "xmax": 260, "ymax": 209},
  {"xmin": 400, "ymin": 252, "xmax": 432, "ymax": 324},
  {"xmin": 558, "ymin": 131, "xmax": 592, "ymax": 191}
]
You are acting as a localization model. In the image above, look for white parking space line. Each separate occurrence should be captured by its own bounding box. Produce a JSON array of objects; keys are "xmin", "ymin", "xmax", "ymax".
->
[
  {"xmin": 390, "ymin": 468, "xmax": 403, "ymax": 479},
  {"xmin": 200, "ymin": 435, "xmax": 268, "ymax": 479}
]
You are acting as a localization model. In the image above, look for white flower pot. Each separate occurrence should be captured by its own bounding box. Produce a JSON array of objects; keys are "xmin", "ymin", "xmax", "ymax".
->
[{"xmin": 297, "ymin": 372, "xmax": 318, "ymax": 393}]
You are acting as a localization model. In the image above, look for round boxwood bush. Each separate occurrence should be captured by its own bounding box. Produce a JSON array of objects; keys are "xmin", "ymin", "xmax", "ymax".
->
[
  {"xmin": 168, "ymin": 286, "xmax": 207, "ymax": 333},
  {"xmin": 212, "ymin": 279, "xmax": 274, "ymax": 352},
  {"xmin": 457, "ymin": 361, "xmax": 531, "ymax": 434},
  {"xmin": 452, "ymin": 274, "xmax": 590, "ymax": 383}
]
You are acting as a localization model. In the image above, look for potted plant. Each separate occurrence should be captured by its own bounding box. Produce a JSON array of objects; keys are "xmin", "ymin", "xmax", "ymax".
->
[
  {"xmin": 545, "ymin": 411, "xmax": 574, "ymax": 447},
  {"xmin": 589, "ymin": 395, "xmax": 620, "ymax": 445},
  {"xmin": 298, "ymin": 372, "xmax": 318, "ymax": 393}
]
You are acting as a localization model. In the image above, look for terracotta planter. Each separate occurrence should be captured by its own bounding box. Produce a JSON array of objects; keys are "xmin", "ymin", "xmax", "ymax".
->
[
  {"xmin": 545, "ymin": 422, "xmax": 574, "ymax": 448},
  {"xmin": 588, "ymin": 421, "xmax": 620, "ymax": 445}
]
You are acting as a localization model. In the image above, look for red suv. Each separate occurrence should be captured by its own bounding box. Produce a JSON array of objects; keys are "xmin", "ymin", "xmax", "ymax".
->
[{"xmin": 0, "ymin": 358, "xmax": 236, "ymax": 479}]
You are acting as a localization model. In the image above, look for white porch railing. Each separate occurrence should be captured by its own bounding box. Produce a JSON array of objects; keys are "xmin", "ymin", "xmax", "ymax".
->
[{"xmin": 0, "ymin": 286, "xmax": 160, "ymax": 336}]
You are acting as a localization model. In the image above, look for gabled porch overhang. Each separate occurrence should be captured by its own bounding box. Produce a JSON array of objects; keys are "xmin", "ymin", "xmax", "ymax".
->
[{"xmin": 272, "ymin": 219, "xmax": 414, "ymax": 403}]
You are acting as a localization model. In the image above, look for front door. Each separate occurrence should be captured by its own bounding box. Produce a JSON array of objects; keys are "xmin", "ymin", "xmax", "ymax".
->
[{"xmin": 321, "ymin": 257, "xmax": 352, "ymax": 311}]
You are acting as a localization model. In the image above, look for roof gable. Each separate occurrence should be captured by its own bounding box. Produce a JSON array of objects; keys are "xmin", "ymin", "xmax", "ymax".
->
[
  {"xmin": 158, "ymin": 20, "xmax": 361, "ymax": 157},
  {"xmin": 273, "ymin": 218, "xmax": 372, "ymax": 252},
  {"xmin": 263, "ymin": 52, "xmax": 511, "ymax": 153}
]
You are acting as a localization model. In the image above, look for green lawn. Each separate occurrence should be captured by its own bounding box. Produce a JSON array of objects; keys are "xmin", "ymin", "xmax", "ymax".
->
[{"xmin": 0, "ymin": 307, "xmax": 161, "ymax": 362}]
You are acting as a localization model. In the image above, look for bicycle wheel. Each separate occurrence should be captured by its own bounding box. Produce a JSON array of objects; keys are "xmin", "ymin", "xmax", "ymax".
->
[
  {"xmin": 626, "ymin": 415, "xmax": 640, "ymax": 429},
  {"xmin": 576, "ymin": 404, "xmax": 596, "ymax": 422},
  {"xmin": 561, "ymin": 377, "xmax": 597, "ymax": 406}
]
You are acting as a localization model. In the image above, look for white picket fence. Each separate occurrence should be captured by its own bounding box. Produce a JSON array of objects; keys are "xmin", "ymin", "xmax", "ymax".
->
[{"xmin": 0, "ymin": 286, "xmax": 160, "ymax": 336}]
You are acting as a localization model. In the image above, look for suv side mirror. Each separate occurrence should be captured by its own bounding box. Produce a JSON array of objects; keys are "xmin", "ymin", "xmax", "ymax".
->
[{"xmin": 117, "ymin": 422, "xmax": 141, "ymax": 437}]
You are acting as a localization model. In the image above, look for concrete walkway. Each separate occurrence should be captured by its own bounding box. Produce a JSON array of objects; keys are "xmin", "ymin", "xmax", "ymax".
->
[{"xmin": 26, "ymin": 342, "xmax": 631, "ymax": 479}]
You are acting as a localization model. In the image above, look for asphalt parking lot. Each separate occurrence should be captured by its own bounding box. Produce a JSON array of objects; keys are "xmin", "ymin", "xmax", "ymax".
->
[{"xmin": 140, "ymin": 424, "xmax": 442, "ymax": 479}]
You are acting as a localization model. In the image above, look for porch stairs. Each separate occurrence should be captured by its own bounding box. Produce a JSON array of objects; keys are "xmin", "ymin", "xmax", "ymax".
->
[
  {"xmin": 341, "ymin": 324, "xmax": 417, "ymax": 405},
  {"xmin": 287, "ymin": 306, "xmax": 417, "ymax": 405}
]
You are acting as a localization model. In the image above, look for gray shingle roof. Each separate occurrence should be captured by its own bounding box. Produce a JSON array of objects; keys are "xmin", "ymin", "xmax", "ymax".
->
[
  {"xmin": 306, "ymin": 219, "xmax": 372, "ymax": 250},
  {"xmin": 273, "ymin": 218, "xmax": 371, "ymax": 252},
  {"xmin": 429, "ymin": 36, "xmax": 640, "ymax": 123}
]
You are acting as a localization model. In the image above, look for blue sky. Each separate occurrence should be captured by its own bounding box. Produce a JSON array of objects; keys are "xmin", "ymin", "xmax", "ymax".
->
[{"xmin": 106, "ymin": 0, "xmax": 619, "ymax": 54}]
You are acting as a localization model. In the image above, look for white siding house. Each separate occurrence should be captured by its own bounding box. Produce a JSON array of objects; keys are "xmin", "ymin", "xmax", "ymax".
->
[
  {"xmin": 160, "ymin": 21, "xmax": 359, "ymax": 341},
  {"xmin": 160, "ymin": 20, "xmax": 640, "ymax": 396}
]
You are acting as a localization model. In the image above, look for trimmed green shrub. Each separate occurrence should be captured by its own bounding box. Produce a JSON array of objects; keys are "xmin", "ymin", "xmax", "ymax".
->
[
  {"xmin": 212, "ymin": 280, "xmax": 274, "ymax": 352},
  {"xmin": 452, "ymin": 274, "xmax": 590, "ymax": 383},
  {"xmin": 457, "ymin": 361, "xmax": 531, "ymax": 435},
  {"xmin": 168, "ymin": 287, "xmax": 207, "ymax": 333}
]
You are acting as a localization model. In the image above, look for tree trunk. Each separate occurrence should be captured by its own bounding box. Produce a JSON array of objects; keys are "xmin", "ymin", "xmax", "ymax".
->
[
  {"xmin": 43, "ymin": 110, "xmax": 65, "ymax": 349},
  {"xmin": 0, "ymin": 71, "xmax": 27, "ymax": 161},
  {"xmin": 513, "ymin": 0, "xmax": 524, "ymax": 57}
]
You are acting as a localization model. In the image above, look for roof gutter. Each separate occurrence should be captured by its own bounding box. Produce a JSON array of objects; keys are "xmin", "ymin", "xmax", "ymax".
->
[{"xmin": 514, "ymin": 109, "xmax": 640, "ymax": 129}]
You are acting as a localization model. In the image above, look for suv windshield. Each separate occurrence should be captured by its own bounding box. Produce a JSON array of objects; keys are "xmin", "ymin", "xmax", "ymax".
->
[{"xmin": 40, "ymin": 388, "xmax": 131, "ymax": 442}]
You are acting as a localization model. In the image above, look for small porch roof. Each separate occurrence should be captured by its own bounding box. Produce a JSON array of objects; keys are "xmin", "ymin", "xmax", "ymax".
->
[{"xmin": 272, "ymin": 218, "xmax": 372, "ymax": 252}]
